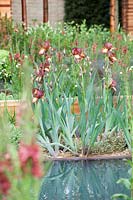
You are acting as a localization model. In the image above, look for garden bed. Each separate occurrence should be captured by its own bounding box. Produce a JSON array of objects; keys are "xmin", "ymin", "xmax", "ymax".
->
[{"xmin": 0, "ymin": 17, "xmax": 133, "ymax": 200}]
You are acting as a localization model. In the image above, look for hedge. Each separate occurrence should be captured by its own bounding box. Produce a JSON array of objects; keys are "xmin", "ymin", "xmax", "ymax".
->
[{"xmin": 64, "ymin": 0, "xmax": 111, "ymax": 28}]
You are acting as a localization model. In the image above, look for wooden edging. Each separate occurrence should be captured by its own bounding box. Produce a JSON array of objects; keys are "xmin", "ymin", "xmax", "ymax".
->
[
  {"xmin": 0, "ymin": 100, "xmax": 21, "ymax": 116},
  {"xmin": 43, "ymin": 153, "xmax": 131, "ymax": 162},
  {"xmin": 0, "ymin": 99, "xmax": 21, "ymax": 106},
  {"xmin": 71, "ymin": 95, "xmax": 133, "ymax": 115}
]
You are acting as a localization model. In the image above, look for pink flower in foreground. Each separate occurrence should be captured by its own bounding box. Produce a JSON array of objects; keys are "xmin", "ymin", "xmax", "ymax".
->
[
  {"xmin": 0, "ymin": 153, "xmax": 12, "ymax": 196},
  {"xmin": 0, "ymin": 153, "xmax": 12, "ymax": 173},
  {"xmin": 18, "ymin": 142, "xmax": 42, "ymax": 178},
  {"xmin": 0, "ymin": 172, "xmax": 11, "ymax": 195}
]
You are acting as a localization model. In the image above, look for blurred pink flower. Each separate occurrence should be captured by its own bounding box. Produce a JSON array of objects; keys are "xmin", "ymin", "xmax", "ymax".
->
[
  {"xmin": 18, "ymin": 142, "xmax": 42, "ymax": 178},
  {"xmin": 0, "ymin": 172, "xmax": 11, "ymax": 195},
  {"xmin": 0, "ymin": 154, "xmax": 12, "ymax": 196}
]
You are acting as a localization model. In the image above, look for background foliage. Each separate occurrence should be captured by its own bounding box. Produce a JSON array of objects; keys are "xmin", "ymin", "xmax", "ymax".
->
[
  {"xmin": 64, "ymin": 0, "xmax": 110, "ymax": 28},
  {"xmin": 64, "ymin": 0, "xmax": 123, "ymax": 28}
]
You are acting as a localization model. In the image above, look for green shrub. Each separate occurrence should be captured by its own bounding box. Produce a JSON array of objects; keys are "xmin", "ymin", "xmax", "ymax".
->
[{"xmin": 64, "ymin": 0, "xmax": 110, "ymax": 28}]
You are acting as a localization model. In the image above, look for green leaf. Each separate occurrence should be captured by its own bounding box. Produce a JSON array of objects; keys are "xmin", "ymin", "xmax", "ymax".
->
[
  {"xmin": 117, "ymin": 178, "xmax": 131, "ymax": 190},
  {"xmin": 38, "ymin": 135, "xmax": 56, "ymax": 156},
  {"xmin": 115, "ymin": 110, "xmax": 131, "ymax": 149},
  {"xmin": 112, "ymin": 193, "xmax": 131, "ymax": 200},
  {"xmin": 0, "ymin": 49, "xmax": 9, "ymax": 63}
]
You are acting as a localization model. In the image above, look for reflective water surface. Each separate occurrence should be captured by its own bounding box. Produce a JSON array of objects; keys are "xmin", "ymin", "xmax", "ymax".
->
[{"xmin": 39, "ymin": 159, "xmax": 130, "ymax": 200}]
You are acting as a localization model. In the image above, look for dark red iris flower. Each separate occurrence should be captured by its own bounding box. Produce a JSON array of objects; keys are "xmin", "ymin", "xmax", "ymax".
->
[
  {"xmin": 32, "ymin": 88, "xmax": 44, "ymax": 103},
  {"xmin": 0, "ymin": 172, "xmax": 11, "ymax": 195},
  {"xmin": 39, "ymin": 41, "xmax": 50, "ymax": 55},
  {"xmin": 101, "ymin": 42, "xmax": 117, "ymax": 63},
  {"xmin": 43, "ymin": 60, "xmax": 50, "ymax": 72},
  {"xmin": 14, "ymin": 53, "xmax": 21, "ymax": 61},
  {"xmin": 116, "ymin": 34, "xmax": 123, "ymax": 41},
  {"xmin": 72, "ymin": 47, "xmax": 85, "ymax": 61},
  {"xmin": 39, "ymin": 60, "xmax": 50, "ymax": 71},
  {"xmin": 56, "ymin": 52, "xmax": 62, "ymax": 62},
  {"xmin": 35, "ymin": 61, "xmax": 50, "ymax": 83},
  {"xmin": 32, "ymin": 88, "xmax": 44, "ymax": 98},
  {"xmin": 108, "ymin": 51, "xmax": 117, "ymax": 63},
  {"xmin": 122, "ymin": 46, "xmax": 128, "ymax": 54},
  {"xmin": 35, "ymin": 68, "xmax": 45, "ymax": 83},
  {"xmin": 18, "ymin": 142, "xmax": 42, "ymax": 178},
  {"xmin": 35, "ymin": 68, "xmax": 45, "ymax": 78},
  {"xmin": 39, "ymin": 48, "xmax": 45, "ymax": 55},
  {"xmin": 72, "ymin": 47, "xmax": 82, "ymax": 56},
  {"xmin": 108, "ymin": 79, "xmax": 117, "ymax": 92},
  {"xmin": 104, "ymin": 42, "xmax": 113, "ymax": 50},
  {"xmin": 102, "ymin": 42, "xmax": 113, "ymax": 53},
  {"xmin": 92, "ymin": 43, "xmax": 97, "ymax": 53},
  {"xmin": 9, "ymin": 53, "xmax": 13, "ymax": 62},
  {"xmin": 43, "ymin": 41, "xmax": 50, "ymax": 51},
  {"xmin": 14, "ymin": 53, "xmax": 25, "ymax": 65}
]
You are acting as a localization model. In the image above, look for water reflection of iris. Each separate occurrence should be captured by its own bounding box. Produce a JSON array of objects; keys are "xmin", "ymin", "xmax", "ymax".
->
[{"xmin": 39, "ymin": 159, "xmax": 129, "ymax": 200}]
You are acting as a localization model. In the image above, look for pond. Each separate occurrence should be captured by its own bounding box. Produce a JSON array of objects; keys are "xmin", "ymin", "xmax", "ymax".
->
[{"xmin": 39, "ymin": 158, "xmax": 130, "ymax": 200}]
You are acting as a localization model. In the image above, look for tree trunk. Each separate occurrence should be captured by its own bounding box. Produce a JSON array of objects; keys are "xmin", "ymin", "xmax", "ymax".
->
[
  {"xmin": 21, "ymin": 0, "xmax": 27, "ymax": 30},
  {"xmin": 43, "ymin": 0, "xmax": 48, "ymax": 23}
]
